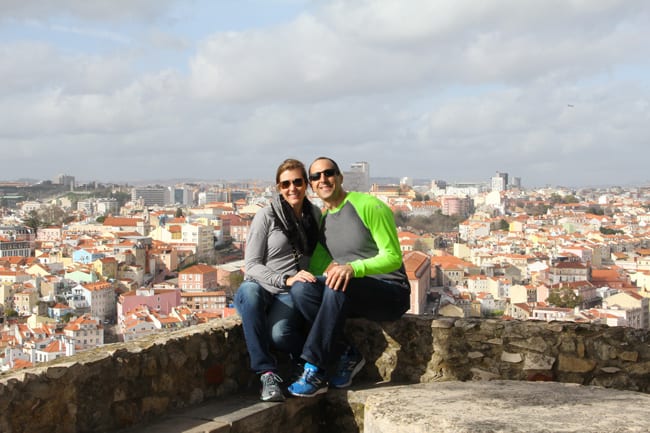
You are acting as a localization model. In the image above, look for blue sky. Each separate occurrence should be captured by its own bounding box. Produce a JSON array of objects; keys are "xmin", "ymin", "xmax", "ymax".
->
[{"xmin": 1, "ymin": 0, "xmax": 649, "ymax": 188}]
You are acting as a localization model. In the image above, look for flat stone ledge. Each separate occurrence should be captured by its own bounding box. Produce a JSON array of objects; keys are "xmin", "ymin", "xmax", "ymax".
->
[
  {"xmin": 363, "ymin": 381, "xmax": 650, "ymax": 433},
  {"xmin": 115, "ymin": 381, "xmax": 650, "ymax": 433},
  {"xmin": 116, "ymin": 392, "xmax": 324, "ymax": 433}
]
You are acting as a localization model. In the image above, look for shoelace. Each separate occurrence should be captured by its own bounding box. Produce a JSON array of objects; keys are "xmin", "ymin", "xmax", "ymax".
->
[
  {"xmin": 298, "ymin": 368, "xmax": 323, "ymax": 385},
  {"xmin": 261, "ymin": 372, "xmax": 283, "ymax": 386}
]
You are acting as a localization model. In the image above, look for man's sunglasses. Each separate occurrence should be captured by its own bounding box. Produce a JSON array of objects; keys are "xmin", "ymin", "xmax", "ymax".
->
[
  {"xmin": 278, "ymin": 178, "xmax": 305, "ymax": 189},
  {"xmin": 308, "ymin": 168, "xmax": 339, "ymax": 181}
]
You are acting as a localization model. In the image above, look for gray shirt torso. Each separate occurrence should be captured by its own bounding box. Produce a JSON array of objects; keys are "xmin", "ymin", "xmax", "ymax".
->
[{"xmin": 244, "ymin": 206, "xmax": 311, "ymax": 294}]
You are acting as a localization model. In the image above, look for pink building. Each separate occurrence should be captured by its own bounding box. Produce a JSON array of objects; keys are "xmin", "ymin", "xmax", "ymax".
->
[
  {"xmin": 178, "ymin": 264, "xmax": 219, "ymax": 291},
  {"xmin": 441, "ymin": 196, "xmax": 472, "ymax": 217},
  {"xmin": 117, "ymin": 287, "xmax": 181, "ymax": 321},
  {"xmin": 404, "ymin": 251, "xmax": 431, "ymax": 315}
]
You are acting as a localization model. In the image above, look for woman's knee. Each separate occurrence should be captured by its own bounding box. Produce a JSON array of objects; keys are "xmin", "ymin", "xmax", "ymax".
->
[
  {"xmin": 270, "ymin": 319, "xmax": 303, "ymax": 352},
  {"xmin": 234, "ymin": 281, "xmax": 266, "ymax": 311}
]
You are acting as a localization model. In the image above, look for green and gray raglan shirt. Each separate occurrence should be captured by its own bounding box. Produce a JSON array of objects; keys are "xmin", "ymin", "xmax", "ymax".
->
[{"xmin": 309, "ymin": 191, "xmax": 408, "ymax": 285}]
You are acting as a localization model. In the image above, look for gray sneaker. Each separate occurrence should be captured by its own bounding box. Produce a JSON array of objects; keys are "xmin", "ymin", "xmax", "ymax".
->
[{"xmin": 260, "ymin": 372, "xmax": 285, "ymax": 402}]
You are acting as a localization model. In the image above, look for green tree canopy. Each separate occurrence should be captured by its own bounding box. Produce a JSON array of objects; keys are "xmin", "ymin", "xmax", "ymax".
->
[{"xmin": 547, "ymin": 288, "xmax": 582, "ymax": 308}]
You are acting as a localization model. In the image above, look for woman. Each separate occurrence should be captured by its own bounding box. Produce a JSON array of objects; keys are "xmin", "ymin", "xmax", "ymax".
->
[{"xmin": 234, "ymin": 158, "xmax": 320, "ymax": 402}]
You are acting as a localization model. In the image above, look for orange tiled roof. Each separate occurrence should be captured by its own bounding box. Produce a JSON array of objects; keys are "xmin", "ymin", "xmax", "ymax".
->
[
  {"xmin": 103, "ymin": 217, "xmax": 142, "ymax": 227},
  {"xmin": 11, "ymin": 359, "xmax": 33, "ymax": 370},
  {"xmin": 180, "ymin": 264, "xmax": 217, "ymax": 275}
]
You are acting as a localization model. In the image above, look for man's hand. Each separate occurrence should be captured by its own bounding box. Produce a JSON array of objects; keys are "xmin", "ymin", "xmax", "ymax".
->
[{"xmin": 324, "ymin": 263, "xmax": 354, "ymax": 292}]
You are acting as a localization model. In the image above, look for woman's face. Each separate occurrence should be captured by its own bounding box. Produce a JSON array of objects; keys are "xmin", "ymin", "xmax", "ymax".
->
[{"xmin": 277, "ymin": 167, "xmax": 307, "ymax": 209}]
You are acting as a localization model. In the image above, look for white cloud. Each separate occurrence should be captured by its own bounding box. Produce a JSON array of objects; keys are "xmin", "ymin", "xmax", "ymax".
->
[
  {"xmin": 0, "ymin": 0, "xmax": 181, "ymax": 22},
  {"xmin": 1, "ymin": 0, "xmax": 650, "ymax": 186}
]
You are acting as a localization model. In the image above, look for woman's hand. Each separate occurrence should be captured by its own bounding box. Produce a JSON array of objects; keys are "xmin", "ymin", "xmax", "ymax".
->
[{"xmin": 286, "ymin": 270, "xmax": 317, "ymax": 286}]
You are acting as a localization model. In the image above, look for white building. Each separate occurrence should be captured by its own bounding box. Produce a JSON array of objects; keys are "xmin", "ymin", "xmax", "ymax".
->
[
  {"xmin": 131, "ymin": 187, "xmax": 169, "ymax": 207},
  {"xmin": 602, "ymin": 291, "xmax": 649, "ymax": 329},
  {"xmin": 79, "ymin": 281, "xmax": 116, "ymax": 321},
  {"xmin": 63, "ymin": 314, "xmax": 104, "ymax": 350},
  {"xmin": 149, "ymin": 222, "xmax": 214, "ymax": 259},
  {"xmin": 491, "ymin": 171, "xmax": 508, "ymax": 192}
]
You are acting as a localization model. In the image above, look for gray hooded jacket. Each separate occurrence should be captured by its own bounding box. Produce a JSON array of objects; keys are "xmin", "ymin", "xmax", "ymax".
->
[{"xmin": 244, "ymin": 194, "xmax": 320, "ymax": 294}]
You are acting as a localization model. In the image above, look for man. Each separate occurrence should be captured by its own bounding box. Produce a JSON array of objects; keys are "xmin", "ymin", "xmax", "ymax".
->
[{"xmin": 287, "ymin": 156, "xmax": 411, "ymax": 397}]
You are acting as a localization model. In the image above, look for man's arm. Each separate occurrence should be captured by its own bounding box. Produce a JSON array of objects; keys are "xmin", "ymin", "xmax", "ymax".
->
[{"xmin": 347, "ymin": 195, "xmax": 403, "ymax": 277}]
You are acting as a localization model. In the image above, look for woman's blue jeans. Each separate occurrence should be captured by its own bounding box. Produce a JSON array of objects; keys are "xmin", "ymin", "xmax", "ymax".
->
[
  {"xmin": 290, "ymin": 276, "xmax": 410, "ymax": 370},
  {"xmin": 234, "ymin": 280, "xmax": 305, "ymax": 373}
]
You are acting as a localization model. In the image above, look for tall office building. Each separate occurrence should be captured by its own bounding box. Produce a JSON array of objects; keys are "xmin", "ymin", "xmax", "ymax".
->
[
  {"xmin": 197, "ymin": 190, "xmax": 228, "ymax": 206},
  {"xmin": 54, "ymin": 174, "xmax": 76, "ymax": 190},
  {"xmin": 170, "ymin": 186, "xmax": 193, "ymax": 206},
  {"xmin": 510, "ymin": 177, "xmax": 522, "ymax": 189},
  {"xmin": 131, "ymin": 187, "xmax": 169, "ymax": 207},
  {"xmin": 491, "ymin": 171, "xmax": 508, "ymax": 192},
  {"xmin": 343, "ymin": 161, "xmax": 370, "ymax": 192}
]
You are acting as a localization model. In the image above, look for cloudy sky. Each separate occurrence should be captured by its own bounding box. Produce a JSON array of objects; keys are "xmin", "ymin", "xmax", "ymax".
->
[{"xmin": 1, "ymin": 0, "xmax": 649, "ymax": 188}]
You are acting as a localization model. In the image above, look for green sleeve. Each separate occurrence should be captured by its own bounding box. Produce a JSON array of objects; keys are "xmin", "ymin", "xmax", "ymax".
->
[
  {"xmin": 347, "ymin": 193, "xmax": 403, "ymax": 277},
  {"xmin": 308, "ymin": 242, "xmax": 332, "ymax": 275}
]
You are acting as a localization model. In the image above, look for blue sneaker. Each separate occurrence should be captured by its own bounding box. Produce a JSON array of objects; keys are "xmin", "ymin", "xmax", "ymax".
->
[
  {"xmin": 330, "ymin": 347, "xmax": 365, "ymax": 388},
  {"xmin": 287, "ymin": 364, "xmax": 328, "ymax": 397}
]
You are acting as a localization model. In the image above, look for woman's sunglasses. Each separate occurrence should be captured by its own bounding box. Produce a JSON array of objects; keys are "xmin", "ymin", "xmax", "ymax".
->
[{"xmin": 278, "ymin": 178, "xmax": 305, "ymax": 189}]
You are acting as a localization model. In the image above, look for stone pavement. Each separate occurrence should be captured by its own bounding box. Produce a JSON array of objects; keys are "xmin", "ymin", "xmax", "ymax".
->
[{"xmin": 362, "ymin": 381, "xmax": 650, "ymax": 433}]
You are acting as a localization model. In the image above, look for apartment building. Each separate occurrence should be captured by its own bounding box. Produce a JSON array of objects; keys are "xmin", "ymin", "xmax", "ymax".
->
[
  {"xmin": 63, "ymin": 314, "xmax": 104, "ymax": 350},
  {"xmin": 181, "ymin": 290, "xmax": 227, "ymax": 313},
  {"xmin": 178, "ymin": 264, "xmax": 219, "ymax": 292}
]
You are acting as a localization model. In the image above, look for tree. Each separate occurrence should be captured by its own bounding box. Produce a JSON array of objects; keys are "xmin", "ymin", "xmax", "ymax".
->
[
  {"xmin": 550, "ymin": 193, "xmax": 579, "ymax": 204},
  {"xmin": 229, "ymin": 272, "xmax": 244, "ymax": 290},
  {"xmin": 413, "ymin": 239, "xmax": 429, "ymax": 253},
  {"xmin": 394, "ymin": 210, "xmax": 408, "ymax": 228},
  {"xmin": 24, "ymin": 210, "xmax": 42, "ymax": 233},
  {"xmin": 547, "ymin": 288, "xmax": 582, "ymax": 308},
  {"xmin": 227, "ymin": 273, "xmax": 245, "ymax": 300},
  {"xmin": 600, "ymin": 227, "xmax": 623, "ymax": 235},
  {"xmin": 398, "ymin": 212, "xmax": 466, "ymax": 234},
  {"xmin": 175, "ymin": 207, "xmax": 184, "ymax": 218},
  {"xmin": 110, "ymin": 191, "xmax": 132, "ymax": 208},
  {"xmin": 5, "ymin": 308, "xmax": 18, "ymax": 318},
  {"xmin": 525, "ymin": 203, "xmax": 550, "ymax": 216},
  {"xmin": 587, "ymin": 206, "xmax": 604, "ymax": 215}
]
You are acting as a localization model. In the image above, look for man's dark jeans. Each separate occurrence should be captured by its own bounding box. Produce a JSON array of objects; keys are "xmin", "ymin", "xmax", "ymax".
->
[{"xmin": 290, "ymin": 276, "xmax": 410, "ymax": 370}]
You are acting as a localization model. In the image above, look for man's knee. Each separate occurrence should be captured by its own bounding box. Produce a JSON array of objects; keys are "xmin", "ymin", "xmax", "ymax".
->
[{"xmin": 289, "ymin": 281, "xmax": 310, "ymax": 302}]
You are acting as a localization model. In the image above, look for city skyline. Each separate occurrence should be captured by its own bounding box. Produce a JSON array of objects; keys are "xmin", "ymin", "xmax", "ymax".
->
[{"xmin": 1, "ymin": 1, "xmax": 649, "ymax": 187}]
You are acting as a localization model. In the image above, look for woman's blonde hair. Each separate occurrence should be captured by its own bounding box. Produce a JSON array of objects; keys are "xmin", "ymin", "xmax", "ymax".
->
[{"xmin": 275, "ymin": 158, "xmax": 308, "ymax": 184}]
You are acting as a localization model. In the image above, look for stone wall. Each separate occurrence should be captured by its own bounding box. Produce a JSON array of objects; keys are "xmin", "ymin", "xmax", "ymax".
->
[
  {"xmin": 1, "ymin": 316, "xmax": 649, "ymax": 433},
  {"xmin": 345, "ymin": 317, "xmax": 650, "ymax": 391}
]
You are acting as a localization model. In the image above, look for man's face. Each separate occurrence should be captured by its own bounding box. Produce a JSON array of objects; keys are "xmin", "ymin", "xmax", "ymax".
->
[{"xmin": 308, "ymin": 159, "xmax": 343, "ymax": 204}]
